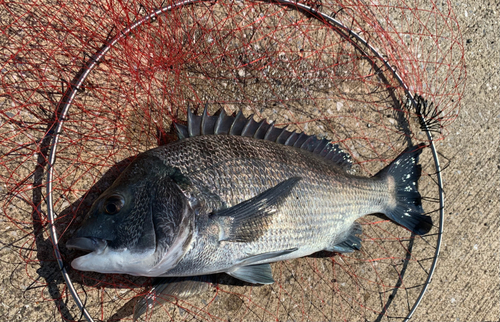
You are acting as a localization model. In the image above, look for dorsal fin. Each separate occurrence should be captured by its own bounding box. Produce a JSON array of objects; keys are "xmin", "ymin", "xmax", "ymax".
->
[
  {"xmin": 187, "ymin": 105, "xmax": 201, "ymax": 137},
  {"xmin": 201, "ymin": 104, "xmax": 216, "ymax": 135},
  {"xmin": 229, "ymin": 111, "xmax": 247, "ymax": 136},
  {"xmin": 174, "ymin": 107, "xmax": 353, "ymax": 171},
  {"xmin": 215, "ymin": 108, "xmax": 232, "ymax": 134}
]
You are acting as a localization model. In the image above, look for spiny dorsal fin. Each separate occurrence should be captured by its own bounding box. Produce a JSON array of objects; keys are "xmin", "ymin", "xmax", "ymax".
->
[
  {"xmin": 201, "ymin": 104, "xmax": 216, "ymax": 135},
  {"xmin": 174, "ymin": 106, "xmax": 353, "ymax": 171},
  {"xmin": 229, "ymin": 111, "xmax": 247, "ymax": 136},
  {"xmin": 187, "ymin": 105, "xmax": 201, "ymax": 137}
]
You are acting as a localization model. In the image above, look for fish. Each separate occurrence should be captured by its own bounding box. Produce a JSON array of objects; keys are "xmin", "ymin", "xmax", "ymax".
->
[{"xmin": 67, "ymin": 106, "xmax": 432, "ymax": 287}]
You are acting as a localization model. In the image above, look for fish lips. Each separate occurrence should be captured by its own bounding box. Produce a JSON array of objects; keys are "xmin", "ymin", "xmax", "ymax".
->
[{"xmin": 67, "ymin": 237, "xmax": 108, "ymax": 254}]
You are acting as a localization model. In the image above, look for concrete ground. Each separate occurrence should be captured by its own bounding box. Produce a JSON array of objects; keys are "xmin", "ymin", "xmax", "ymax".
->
[{"xmin": 411, "ymin": 1, "xmax": 499, "ymax": 321}]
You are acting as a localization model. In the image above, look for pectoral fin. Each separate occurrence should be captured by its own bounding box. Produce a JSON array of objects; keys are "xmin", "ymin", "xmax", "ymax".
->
[{"xmin": 211, "ymin": 177, "xmax": 301, "ymax": 242}]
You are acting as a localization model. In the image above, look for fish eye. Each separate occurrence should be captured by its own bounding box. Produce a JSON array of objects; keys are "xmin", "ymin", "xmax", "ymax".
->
[{"xmin": 103, "ymin": 195, "xmax": 124, "ymax": 215}]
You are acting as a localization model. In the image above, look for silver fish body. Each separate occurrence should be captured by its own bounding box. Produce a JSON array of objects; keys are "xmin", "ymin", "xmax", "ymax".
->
[
  {"xmin": 67, "ymin": 109, "xmax": 431, "ymax": 284},
  {"xmin": 153, "ymin": 135, "xmax": 387, "ymax": 276}
]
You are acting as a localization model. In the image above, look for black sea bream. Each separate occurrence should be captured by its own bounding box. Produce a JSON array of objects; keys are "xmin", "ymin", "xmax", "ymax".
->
[{"xmin": 67, "ymin": 107, "xmax": 432, "ymax": 285}]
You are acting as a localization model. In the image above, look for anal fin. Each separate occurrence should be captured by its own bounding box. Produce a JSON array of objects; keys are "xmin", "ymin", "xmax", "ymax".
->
[{"xmin": 326, "ymin": 222, "xmax": 362, "ymax": 253}]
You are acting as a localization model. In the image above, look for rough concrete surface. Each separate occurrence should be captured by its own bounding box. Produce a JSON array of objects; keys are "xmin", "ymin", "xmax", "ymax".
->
[
  {"xmin": 0, "ymin": 1, "xmax": 499, "ymax": 322},
  {"xmin": 411, "ymin": 1, "xmax": 500, "ymax": 321}
]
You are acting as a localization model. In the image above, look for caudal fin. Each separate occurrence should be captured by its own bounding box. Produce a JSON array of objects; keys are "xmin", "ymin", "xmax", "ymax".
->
[{"xmin": 376, "ymin": 144, "xmax": 432, "ymax": 235}]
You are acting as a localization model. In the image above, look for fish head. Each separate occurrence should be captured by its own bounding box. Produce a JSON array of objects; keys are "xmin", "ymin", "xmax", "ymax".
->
[{"xmin": 67, "ymin": 153, "xmax": 195, "ymax": 276}]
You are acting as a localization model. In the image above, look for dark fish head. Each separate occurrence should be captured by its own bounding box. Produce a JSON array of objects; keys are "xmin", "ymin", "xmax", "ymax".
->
[{"xmin": 67, "ymin": 153, "xmax": 195, "ymax": 276}]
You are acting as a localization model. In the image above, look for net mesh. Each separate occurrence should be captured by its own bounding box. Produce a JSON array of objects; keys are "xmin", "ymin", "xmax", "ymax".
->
[{"xmin": 0, "ymin": 0, "xmax": 465, "ymax": 321}]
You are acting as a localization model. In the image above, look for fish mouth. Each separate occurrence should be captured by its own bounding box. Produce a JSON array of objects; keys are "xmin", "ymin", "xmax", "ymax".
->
[{"xmin": 66, "ymin": 237, "xmax": 107, "ymax": 254}]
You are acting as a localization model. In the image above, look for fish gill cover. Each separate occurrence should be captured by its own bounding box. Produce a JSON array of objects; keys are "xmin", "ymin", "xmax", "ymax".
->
[{"xmin": 0, "ymin": 0, "xmax": 465, "ymax": 321}]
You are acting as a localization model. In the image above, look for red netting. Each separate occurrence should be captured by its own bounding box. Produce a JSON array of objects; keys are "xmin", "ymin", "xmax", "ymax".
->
[{"xmin": 0, "ymin": 0, "xmax": 465, "ymax": 321}]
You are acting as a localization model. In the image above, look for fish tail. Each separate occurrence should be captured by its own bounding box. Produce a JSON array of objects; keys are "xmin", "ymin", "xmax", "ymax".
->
[{"xmin": 376, "ymin": 144, "xmax": 432, "ymax": 235}]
